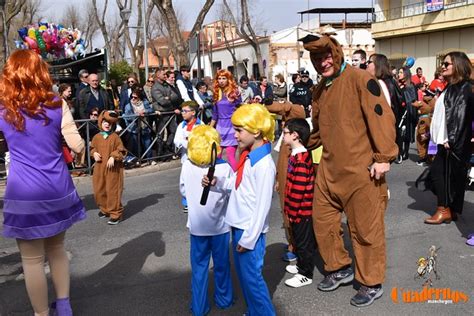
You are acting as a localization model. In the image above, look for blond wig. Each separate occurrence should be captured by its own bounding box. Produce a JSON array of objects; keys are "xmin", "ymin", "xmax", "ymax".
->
[
  {"xmin": 231, "ymin": 103, "xmax": 275, "ymax": 142},
  {"xmin": 187, "ymin": 125, "xmax": 222, "ymax": 166}
]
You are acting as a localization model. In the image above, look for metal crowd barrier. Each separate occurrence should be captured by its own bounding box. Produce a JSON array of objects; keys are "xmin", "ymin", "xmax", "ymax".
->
[{"xmin": 73, "ymin": 111, "xmax": 178, "ymax": 174}]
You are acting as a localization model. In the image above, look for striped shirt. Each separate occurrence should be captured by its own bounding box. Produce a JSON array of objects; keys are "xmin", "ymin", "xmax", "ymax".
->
[{"xmin": 284, "ymin": 148, "xmax": 315, "ymax": 223}]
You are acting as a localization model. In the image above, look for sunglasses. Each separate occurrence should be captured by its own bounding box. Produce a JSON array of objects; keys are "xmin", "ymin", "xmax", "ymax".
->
[
  {"xmin": 91, "ymin": 113, "xmax": 98, "ymax": 117},
  {"xmin": 147, "ymin": 80, "xmax": 154, "ymax": 83},
  {"xmin": 128, "ymin": 80, "xmax": 136, "ymax": 84},
  {"xmin": 441, "ymin": 62, "xmax": 452, "ymax": 68},
  {"xmin": 131, "ymin": 96, "xmax": 139, "ymax": 99}
]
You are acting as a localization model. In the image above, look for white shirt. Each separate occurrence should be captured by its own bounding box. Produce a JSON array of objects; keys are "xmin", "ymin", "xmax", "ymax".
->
[
  {"xmin": 222, "ymin": 143, "xmax": 276, "ymax": 250},
  {"xmin": 180, "ymin": 159, "xmax": 233, "ymax": 236},
  {"xmin": 430, "ymin": 91, "xmax": 448, "ymax": 145},
  {"xmin": 176, "ymin": 79, "xmax": 204, "ymax": 107},
  {"xmin": 378, "ymin": 79, "xmax": 391, "ymax": 107},
  {"xmin": 174, "ymin": 119, "xmax": 203, "ymax": 163}
]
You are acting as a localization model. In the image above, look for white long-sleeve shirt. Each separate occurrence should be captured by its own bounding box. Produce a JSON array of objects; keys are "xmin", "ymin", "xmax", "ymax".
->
[
  {"xmin": 176, "ymin": 79, "xmax": 204, "ymax": 107},
  {"xmin": 180, "ymin": 159, "xmax": 233, "ymax": 236},
  {"xmin": 221, "ymin": 143, "xmax": 276, "ymax": 250},
  {"xmin": 174, "ymin": 118, "xmax": 203, "ymax": 163},
  {"xmin": 431, "ymin": 91, "xmax": 448, "ymax": 145}
]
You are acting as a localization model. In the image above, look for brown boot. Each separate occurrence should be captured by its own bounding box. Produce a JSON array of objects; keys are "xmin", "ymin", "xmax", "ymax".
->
[{"xmin": 424, "ymin": 207, "xmax": 452, "ymax": 224}]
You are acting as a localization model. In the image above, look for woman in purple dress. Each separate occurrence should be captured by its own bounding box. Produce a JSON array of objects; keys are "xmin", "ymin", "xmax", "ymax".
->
[
  {"xmin": 210, "ymin": 69, "xmax": 241, "ymax": 170},
  {"xmin": 0, "ymin": 50, "xmax": 86, "ymax": 315}
]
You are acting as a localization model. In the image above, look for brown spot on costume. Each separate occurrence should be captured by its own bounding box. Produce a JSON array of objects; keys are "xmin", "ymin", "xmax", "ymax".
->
[
  {"xmin": 303, "ymin": 35, "xmax": 398, "ymax": 286},
  {"xmin": 91, "ymin": 111, "xmax": 127, "ymax": 220}
]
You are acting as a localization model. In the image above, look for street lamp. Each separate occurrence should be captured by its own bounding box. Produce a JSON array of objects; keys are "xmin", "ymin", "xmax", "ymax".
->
[{"xmin": 120, "ymin": 2, "xmax": 149, "ymax": 81}]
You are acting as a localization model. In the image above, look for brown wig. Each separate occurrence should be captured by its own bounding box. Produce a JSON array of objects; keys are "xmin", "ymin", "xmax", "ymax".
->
[{"xmin": 0, "ymin": 50, "xmax": 61, "ymax": 131}]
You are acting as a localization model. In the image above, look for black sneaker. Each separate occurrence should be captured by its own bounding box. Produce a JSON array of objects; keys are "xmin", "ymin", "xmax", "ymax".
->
[
  {"xmin": 350, "ymin": 285, "xmax": 383, "ymax": 307},
  {"xmin": 183, "ymin": 206, "xmax": 188, "ymax": 213},
  {"xmin": 98, "ymin": 212, "xmax": 108, "ymax": 218},
  {"xmin": 317, "ymin": 266, "xmax": 354, "ymax": 291},
  {"xmin": 107, "ymin": 218, "xmax": 120, "ymax": 225}
]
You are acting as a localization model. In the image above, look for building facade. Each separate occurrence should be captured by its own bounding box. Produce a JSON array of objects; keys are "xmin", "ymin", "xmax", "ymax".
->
[{"xmin": 372, "ymin": 0, "xmax": 474, "ymax": 79}]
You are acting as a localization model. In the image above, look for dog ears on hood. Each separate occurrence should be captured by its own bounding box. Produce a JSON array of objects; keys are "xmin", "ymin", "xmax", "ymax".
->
[
  {"xmin": 299, "ymin": 34, "xmax": 345, "ymax": 76},
  {"xmin": 98, "ymin": 110, "xmax": 119, "ymax": 131}
]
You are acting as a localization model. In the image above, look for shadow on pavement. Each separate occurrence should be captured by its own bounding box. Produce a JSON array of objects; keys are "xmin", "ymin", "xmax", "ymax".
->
[{"xmin": 123, "ymin": 193, "xmax": 165, "ymax": 221}]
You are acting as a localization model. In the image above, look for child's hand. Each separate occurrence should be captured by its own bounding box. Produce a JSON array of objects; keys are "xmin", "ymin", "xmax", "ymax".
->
[
  {"xmin": 106, "ymin": 157, "xmax": 115, "ymax": 169},
  {"xmin": 274, "ymin": 181, "xmax": 279, "ymax": 192},
  {"xmin": 93, "ymin": 152, "xmax": 102, "ymax": 162},
  {"xmin": 236, "ymin": 245, "xmax": 248, "ymax": 253},
  {"xmin": 201, "ymin": 175, "xmax": 217, "ymax": 187}
]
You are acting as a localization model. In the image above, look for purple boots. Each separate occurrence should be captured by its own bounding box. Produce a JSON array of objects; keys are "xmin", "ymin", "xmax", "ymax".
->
[{"xmin": 50, "ymin": 298, "xmax": 72, "ymax": 316}]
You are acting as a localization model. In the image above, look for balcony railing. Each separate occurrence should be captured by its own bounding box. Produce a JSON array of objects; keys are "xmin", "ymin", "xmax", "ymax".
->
[{"xmin": 374, "ymin": 0, "xmax": 474, "ymax": 22}]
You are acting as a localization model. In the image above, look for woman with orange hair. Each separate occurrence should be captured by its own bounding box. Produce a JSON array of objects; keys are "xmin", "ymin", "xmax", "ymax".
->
[
  {"xmin": 210, "ymin": 69, "xmax": 241, "ymax": 170},
  {"xmin": 0, "ymin": 50, "xmax": 86, "ymax": 315}
]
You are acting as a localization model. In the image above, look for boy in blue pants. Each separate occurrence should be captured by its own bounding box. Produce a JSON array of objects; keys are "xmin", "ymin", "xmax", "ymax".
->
[
  {"xmin": 203, "ymin": 103, "xmax": 276, "ymax": 315},
  {"xmin": 180, "ymin": 125, "xmax": 234, "ymax": 315}
]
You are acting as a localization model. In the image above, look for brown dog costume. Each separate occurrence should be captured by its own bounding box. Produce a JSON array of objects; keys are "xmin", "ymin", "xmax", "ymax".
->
[
  {"xmin": 304, "ymin": 35, "xmax": 398, "ymax": 286},
  {"xmin": 413, "ymin": 95, "xmax": 435, "ymax": 161},
  {"xmin": 91, "ymin": 111, "xmax": 127, "ymax": 220}
]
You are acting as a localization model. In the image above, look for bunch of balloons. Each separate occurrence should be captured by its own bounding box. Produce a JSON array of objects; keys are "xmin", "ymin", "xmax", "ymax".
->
[{"xmin": 16, "ymin": 22, "xmax": 87, "ymax": 60}]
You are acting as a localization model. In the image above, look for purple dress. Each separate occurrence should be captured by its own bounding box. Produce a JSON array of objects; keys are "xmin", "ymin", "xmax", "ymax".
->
[
  {"xmin": 0, "ymin": 106, "xmax": 86, "ymax": 240},
  {"xmin": 212, "ymin": 95, "xmax": 241, "ymax": 147}
]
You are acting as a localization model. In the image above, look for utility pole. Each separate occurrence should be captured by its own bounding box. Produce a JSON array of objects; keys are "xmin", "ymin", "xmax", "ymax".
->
[{"xmin": 143, "ymin": 0, "xmax": 149, "ymax": 80}]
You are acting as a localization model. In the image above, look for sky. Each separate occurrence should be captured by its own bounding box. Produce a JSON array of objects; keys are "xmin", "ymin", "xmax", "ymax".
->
[{"xmin": 40, "ymin": 0, "xmax": 373, "ymax": 34}]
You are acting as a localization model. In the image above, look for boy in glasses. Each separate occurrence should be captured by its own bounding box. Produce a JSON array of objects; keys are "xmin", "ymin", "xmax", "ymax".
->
[
  {"xmin": 281, "ymin": 118, "xmax": 316, "ymax": 288},
  {"xmin": 174, "ymin": 101, "xmax": 204, "ymax": 211}
]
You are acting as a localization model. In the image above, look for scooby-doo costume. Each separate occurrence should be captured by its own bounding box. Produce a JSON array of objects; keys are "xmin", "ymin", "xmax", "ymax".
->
[
  {"xmin": 303, "ymin": 35, "xmax": 398, "ymax": 287},
  {"xmin": 266, "ymin": 101, "xmax": 306, "ymax": 250},
  {"xmin": 413, "ymin": 95, "xmax": 435, "ymax": 161},
  {"xmin": 90, "ymin": 111, "xmax": 127, "ymax": 220}
]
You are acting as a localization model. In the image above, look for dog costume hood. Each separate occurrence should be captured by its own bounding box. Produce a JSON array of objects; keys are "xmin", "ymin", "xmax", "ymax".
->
[
  {"xmin": 98, "ymin": 110, "xmax": 119, "ymax": 131},
  {"xmin": 300, "ymin": 34, "xmax": 345, "ymax": 77}
]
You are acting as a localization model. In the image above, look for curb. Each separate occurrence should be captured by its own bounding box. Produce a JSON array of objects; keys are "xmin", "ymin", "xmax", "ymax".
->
[{"xmin": 0, "ymin": 160, "xmax": 182, "ymax": 194}]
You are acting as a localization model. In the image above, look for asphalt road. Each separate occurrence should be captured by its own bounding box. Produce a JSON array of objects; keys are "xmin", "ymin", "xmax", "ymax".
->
[{"xmin": 1, "ymin": 149, "xmax": 474, "ymax": 315}]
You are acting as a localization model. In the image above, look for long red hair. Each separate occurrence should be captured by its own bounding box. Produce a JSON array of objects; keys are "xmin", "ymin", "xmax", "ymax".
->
[
  {"xmin": 213, "ymin": 69, "xmax": 240, "ymax": 103},
  {"xmin": 0, "ymin": 50, "xmax": 61, "ymax": 131}
]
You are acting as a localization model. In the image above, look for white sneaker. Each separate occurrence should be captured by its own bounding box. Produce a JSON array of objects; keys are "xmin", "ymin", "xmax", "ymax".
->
[
  {"xmin": 285, "ymin": 264, "xmax": 298, "ymax": 274},
  {"xmin": 285, "ymin": 273, "xmax": 312, "ymax": 288}
]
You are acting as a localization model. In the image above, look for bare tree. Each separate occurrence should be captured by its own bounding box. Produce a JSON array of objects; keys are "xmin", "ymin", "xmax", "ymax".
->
[
  {"xmin": 216, "ymin": 4, "xmax": 239, "ymax": 76},
  {"xmin": 61, "ymin": 2, "xmax": 98, "ymax": 53},
  {"xmin": 92, "ymin": 0, "xmax": 124, "ymax": 63},
  {"xmin": 0, "ymin": 0, "xmax": 27, "ymax": 64},
  {"xmin": 152, "ymin": 0, "xmax": 215, "ymax": 68},
  {"xmin": 223, "ymin": 0, "xmax": 264, "ymax": 77}
]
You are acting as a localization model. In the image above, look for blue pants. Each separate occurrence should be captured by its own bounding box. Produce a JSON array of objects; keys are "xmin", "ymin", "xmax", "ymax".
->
[
  {"xmin": 232, "ymin": 228, "xmax": 275, "ymax": 316},
  {"xmin": 190, "ymin": 232, "xmax": 233, "ymax": 316},
  {"xmin": 182, "ymin": 196, "xmax": 188, "ymax": 208}
]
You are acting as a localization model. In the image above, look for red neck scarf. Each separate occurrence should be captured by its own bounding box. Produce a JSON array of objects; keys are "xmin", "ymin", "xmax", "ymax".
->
[
  {"xmin": 186, "ymin": 118, "xmax": 197, "ymax": 132},
  {"xmin": 235, "ymin": 148, "xmax": 250, "ymax": 189}
]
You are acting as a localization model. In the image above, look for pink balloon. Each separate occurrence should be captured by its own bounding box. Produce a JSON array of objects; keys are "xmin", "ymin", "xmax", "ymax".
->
[{"xmin": 24, "ymin": 36, "xmax": 38, "ymax": 49}]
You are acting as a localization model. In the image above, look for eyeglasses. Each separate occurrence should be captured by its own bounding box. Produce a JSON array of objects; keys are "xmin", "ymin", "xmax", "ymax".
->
[
  {"xmin": 441, "ymin": 62, "xmax": 452, "ymax": 68},
  {"xmin": 181, "ymin": 109, "xmax": 194, "ymax": 113},
  {"xmin": 91, "ymin": 113, "xmax": 98, "ymax": 117}
]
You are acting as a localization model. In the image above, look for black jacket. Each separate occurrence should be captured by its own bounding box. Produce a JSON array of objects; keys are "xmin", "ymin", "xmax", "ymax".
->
[{"xmin": 444, "ymin": 80, "xmax": 474, "ymax": 161}]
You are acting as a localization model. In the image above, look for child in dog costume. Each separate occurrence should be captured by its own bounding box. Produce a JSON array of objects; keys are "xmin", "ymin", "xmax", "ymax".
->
[
  {"xmin": 91, "ymin": 110, "xmax": 127, "ymax": 225},
  {"xmin": 302, "ymin": 34, "xmax": 398, "ymax": 307},
  {"xmin": 180, "ymin": 125, "xmax": 234, "ymax": 316},
  {"xmin": 413, "ymin": 94, "xmax": 436, "ymax": 164}
]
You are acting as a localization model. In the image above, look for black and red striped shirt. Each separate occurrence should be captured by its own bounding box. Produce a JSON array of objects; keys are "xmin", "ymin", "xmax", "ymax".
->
[{"xmin": 284, "ymin": 150, "xmax": 315, "ymax": 223}]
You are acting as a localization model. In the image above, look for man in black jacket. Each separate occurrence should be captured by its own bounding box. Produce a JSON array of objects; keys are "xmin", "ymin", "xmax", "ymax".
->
[
  {"xmin": 78, "ymin": 73, "xmax": 114, "ymax": 119},
  {"xmin": 290, "ymin": 70, "xmax": 313, "ymax": 117}
]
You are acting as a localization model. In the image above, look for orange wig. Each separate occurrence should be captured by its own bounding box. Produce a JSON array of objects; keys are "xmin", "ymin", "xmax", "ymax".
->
[
  {"xmin": 213, "ymin": 69, "xmax": 240, "ymax": 103},
  {"xmin": 0, "ymin": 50, "xmax": 61, "ymax": 131}
]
